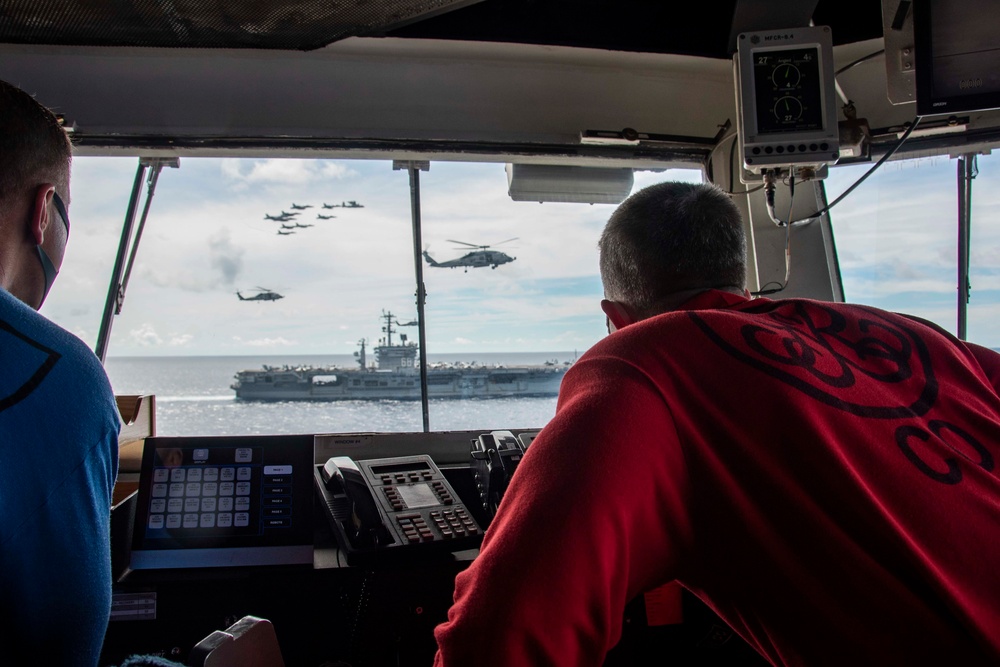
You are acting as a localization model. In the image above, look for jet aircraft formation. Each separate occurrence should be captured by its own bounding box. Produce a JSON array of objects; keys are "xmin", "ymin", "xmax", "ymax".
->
[{"xmin": 262, "ymin": 200, "xmax": 363, "ymax": 234}]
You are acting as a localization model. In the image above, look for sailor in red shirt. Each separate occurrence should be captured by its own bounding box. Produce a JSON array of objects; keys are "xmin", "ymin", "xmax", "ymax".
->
[{"xmin": 433, "ymin": 181, "xmax": 1000, "ymax": 666}]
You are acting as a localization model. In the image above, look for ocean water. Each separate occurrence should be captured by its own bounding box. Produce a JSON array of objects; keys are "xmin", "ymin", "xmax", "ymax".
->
[{"xmin": 103, "ymin": 352, "xmax": 577, "ymax": 437}]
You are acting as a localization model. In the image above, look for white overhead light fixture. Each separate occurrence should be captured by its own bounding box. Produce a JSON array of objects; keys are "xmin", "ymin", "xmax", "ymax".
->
[{"xmin": 505, "ymin": 164, "xmax": 634, "ymax": 204}]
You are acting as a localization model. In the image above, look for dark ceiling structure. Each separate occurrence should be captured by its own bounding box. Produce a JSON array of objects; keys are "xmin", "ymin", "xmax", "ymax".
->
[{"xmin": 0, "ymin": 0, "xmax": 886, "ymax": 58}]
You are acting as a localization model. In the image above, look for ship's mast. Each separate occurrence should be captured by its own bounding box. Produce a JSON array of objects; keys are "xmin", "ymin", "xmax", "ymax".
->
[
  {"xmin": 381, "ymin": 310, "xmax": 417, "ymax": 346},
  {"xmin": 356, "ymin": 338, "xmax": 366, "ymax": 370},
  {"xmin": 381, "ymin": 310, "xmax": 395, "ymax": 347}
]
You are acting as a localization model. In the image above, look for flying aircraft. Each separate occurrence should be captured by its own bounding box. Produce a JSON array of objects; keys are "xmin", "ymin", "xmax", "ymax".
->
[
  {"xmin": 324, "ymin": 200, "xmax": 365, "ymax": 208},
  {"xmin": 423, "ymin": 239, "xmax": 517, "ymax": 271},
  {"xmin": 236, "ymin": 288, "xmax": 284, "ymax": 301},
  {"xmin": 293, "ymin": 223, "xmax": 314, "ymax": 228},
  {"xmin": 264, "ymin": 212, "xmax": 294, "ymax": 221},
  {"xmin": 290, "ymin": 203, "xmax": 312, "ymax": 210},
  {"xmin": 280, "ymin": 223, "xmax": 296, "ymax": 229},
  {"xmin": 316, "ymin": 214, "xmax": 335, "ymax": 219},
  {"xmin": 277, "ymin": 228, "xmax": 295, "ymax": 235}
]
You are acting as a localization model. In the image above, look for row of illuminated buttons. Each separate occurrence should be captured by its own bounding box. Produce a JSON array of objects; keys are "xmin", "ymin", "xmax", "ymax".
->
[
  {"xmin": 153, "ymin": 467, "xmax": 252, "ymax": 483},
  {"xmin": 431, "ymin": 481, "xmax": 455, "ymax": 504},
  {"xmin": 379, "ymin": 470, "xmax": 434, "ymax": 485},
  {"xmin": 151, "ymin": 481, "xmax": 251, "ymax": 498},
  {"xmin": 148, "ymin": 512, "xmax": 250, "ymax": 530},
  {"xmin": 150, "ymin": 496, "xmax": 251, "ymax": 514}
]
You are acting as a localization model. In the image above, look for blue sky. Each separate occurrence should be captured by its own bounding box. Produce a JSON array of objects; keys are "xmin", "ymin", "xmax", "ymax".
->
[{"xmin": 41, "ymin": 154, "xmax": 999, "ymax": 357}]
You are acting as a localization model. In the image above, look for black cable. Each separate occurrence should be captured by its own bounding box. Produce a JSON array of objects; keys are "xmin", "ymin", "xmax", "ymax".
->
[
  {"xmin": 751, "ymin": 115, "xmax": 921, "ymax": 297},
  {"xmin": 786, "ymin": 116, "xmax": 923, "ymax": 226},
  {"xmin": 836, "ymin": 49, "xmax": 885, "ymax": 77}
]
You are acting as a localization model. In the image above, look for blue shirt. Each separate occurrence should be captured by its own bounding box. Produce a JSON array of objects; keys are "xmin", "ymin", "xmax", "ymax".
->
[{"xmin": 0, "ymin": 289, "xmax": 120, "ymax": 666}]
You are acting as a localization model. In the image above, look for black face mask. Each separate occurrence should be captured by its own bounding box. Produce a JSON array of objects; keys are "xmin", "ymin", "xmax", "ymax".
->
[
  {"xmin": 35, "ymin": 244, "xmax": 58, "ymax": 306},
  {"xmin": 36, "ymin": 190, "xmax": 70, "ymax": 308}
]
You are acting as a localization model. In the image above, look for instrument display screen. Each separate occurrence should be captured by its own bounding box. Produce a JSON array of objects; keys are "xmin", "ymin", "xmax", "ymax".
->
[{"xmin": 130, "ymin": 434, "xmax": 315, "ymax": 569}]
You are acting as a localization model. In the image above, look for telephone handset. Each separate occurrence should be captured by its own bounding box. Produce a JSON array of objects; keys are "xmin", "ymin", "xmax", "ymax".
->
[
  {"xmin": 321, "ymin": 456, "xmax": 390, "ymax": 549},
  {"xmin": 470, "ymin": 430, "xmax": 530, "ymax": 520},
  {"xmin": 316, "ymin": 454, "xmax": 484, "ymax": 565}
]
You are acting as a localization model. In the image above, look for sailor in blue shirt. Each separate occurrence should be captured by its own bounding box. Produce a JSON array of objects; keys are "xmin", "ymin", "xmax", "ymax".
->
[{"xmin": 0, "ymin": 79, "xmax": 120, "ymax": 666}]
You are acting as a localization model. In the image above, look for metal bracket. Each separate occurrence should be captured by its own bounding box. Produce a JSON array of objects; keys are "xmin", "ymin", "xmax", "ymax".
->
[
  {"xmin": 882, "ymin": 0, "xmax": 916, "ymax": 106},
  {"xmin": 94, "ymin": 156, "xmax": 179, "ymax": 363}
]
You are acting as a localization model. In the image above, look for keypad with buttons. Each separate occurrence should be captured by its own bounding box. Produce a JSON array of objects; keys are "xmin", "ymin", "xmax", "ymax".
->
[
  {"xmin": 145, "ymin": 447, "xmax": 295, "ymax": 536},
  {"xmin": 347, "ymin": 454, "xmax": 484, "ymax": 554}
]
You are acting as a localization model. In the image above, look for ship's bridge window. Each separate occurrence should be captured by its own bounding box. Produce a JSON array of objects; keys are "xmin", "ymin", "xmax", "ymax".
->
[
  {"xmin": 63, "ymin": 155, "xmax": 995, "ymax": 438},
  {"xmin": 825, "ymin": 156, "xmax": 998, "ymax": 346}
]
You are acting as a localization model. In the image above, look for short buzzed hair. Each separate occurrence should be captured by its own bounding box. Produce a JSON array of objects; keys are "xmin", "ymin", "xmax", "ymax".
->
[
  {"xmin": 598, "ymin": 181, "xmax": 747, "ymax": 318},
  {"xmin": 0, "ymin": 80, "xmax": 72, "ymax": 214}
]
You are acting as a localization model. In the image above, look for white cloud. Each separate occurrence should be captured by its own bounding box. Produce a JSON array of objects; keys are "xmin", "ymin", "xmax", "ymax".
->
[
  {"xmin": 129, "ymin": 324, "xmax": 163, "ymax": 346},
  {"xmin": 243, "ymin": 336, "xmax": 297, "ymax": 347},
  {"xmin": 220, "ymin": 158, "xmax": 358, "ymax": 188}
]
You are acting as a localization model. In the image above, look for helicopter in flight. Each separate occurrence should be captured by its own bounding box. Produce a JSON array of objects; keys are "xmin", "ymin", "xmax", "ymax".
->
[
  {"xmin": 423, "ymin": 238, "xmax": 517, "ymax": 271},
  {"xmin": 236, "ymin": 287, "xmax": 284, "ymax": 301}
]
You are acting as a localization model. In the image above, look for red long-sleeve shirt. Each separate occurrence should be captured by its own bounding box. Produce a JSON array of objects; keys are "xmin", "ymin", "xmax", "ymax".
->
[{"xmin": 434, "ymin": 290, "xmax": 1000, "ymax": 666}]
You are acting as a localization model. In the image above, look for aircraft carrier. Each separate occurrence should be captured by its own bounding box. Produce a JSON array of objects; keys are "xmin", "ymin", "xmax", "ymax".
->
[{"xmin": 231, "ymin": 312, "xmax": 570, "ymax": 401}]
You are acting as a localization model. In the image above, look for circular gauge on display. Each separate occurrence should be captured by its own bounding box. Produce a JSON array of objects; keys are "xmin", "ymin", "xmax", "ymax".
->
[
  {"xmin": 771, "ymin": 63, "xmax": 801, "ymax": 88},
  {"xmin": 773, "ymin": 96, "xmax": 804, "ymax": 124}
]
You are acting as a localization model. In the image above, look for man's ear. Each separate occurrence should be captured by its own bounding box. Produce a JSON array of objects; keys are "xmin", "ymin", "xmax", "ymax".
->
[
  {"xmin": 600, "ymin": 299, "xmax": 636, "ymax": 331},
  {"xmin": 29, "ymin": 184, "xmax": 55, "ymax": 245}
]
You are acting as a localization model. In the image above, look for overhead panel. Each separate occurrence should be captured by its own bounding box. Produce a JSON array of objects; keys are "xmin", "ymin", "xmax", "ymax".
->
[
  {"xmin": 727, "ymin": 0, "xmax": 819, "ymax": 55},
  {"xmin": 0, "ymin": 0, "xmax": 483, "ymax": 50},
  {"xmin": 506, "ymin": 164, "xmax": 634, "ymax": 204}
]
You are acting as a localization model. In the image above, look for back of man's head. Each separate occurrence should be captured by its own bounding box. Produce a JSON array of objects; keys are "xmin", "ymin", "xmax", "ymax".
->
[
  {"xmin": 0, "ymin": 79, "xmax": 72, "ymax": 217},
  {"xmin": 598, "ymin": 181, "xmax": 746, "ymax": 319}
]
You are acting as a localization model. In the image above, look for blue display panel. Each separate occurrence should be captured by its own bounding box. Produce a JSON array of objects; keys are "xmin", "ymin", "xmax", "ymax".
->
[{"xmin": 130, "ymin": 435, "xmax": 315, "ymax": 569}]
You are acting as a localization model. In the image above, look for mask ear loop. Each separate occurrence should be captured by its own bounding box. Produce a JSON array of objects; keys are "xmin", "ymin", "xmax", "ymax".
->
[
  {"xmin": 35, "ymin": 191, "xmax": 69, "ymax": 308},
  {"xmin": 51, "ymin": 190, "xmax": 70, "ymax": 234},
  {"xmin": 35, "ymin": 245, "xmax": 58, "ymax": 307}
]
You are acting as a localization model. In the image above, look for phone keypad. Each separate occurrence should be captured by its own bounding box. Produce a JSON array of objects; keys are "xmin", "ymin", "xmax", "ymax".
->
[
  {"xmin": 430, "ymin": 507, "xmax": 478, "ymax": 539},
  {"xmin": 394, "ymin": 506, "xmax": 478, "ymax": 542}
]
